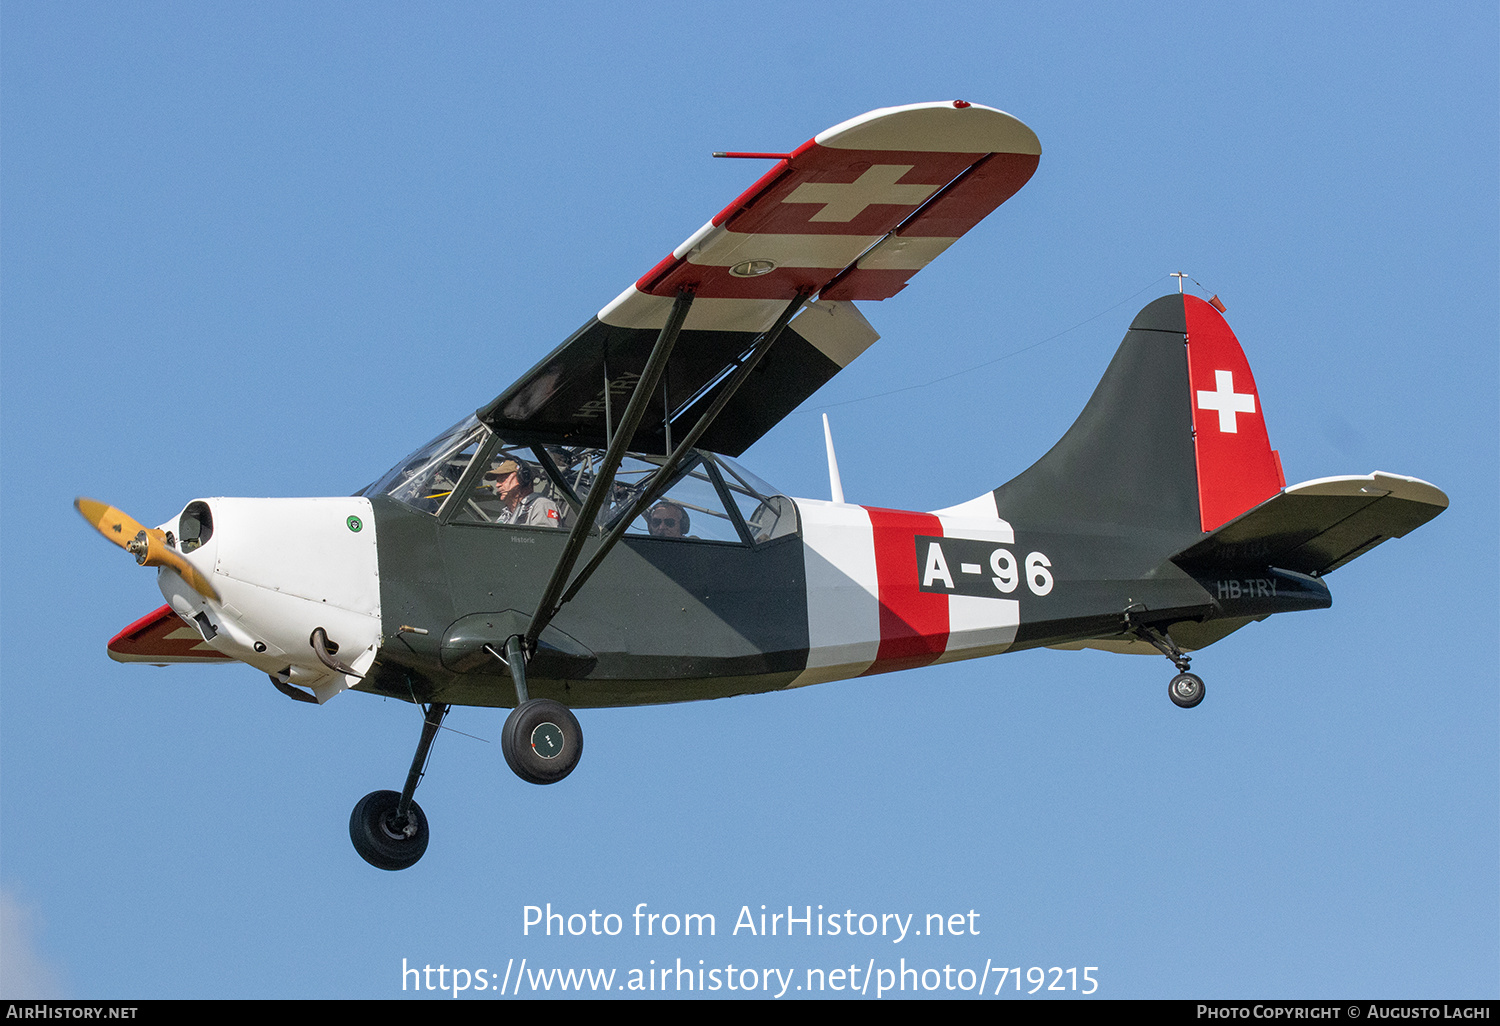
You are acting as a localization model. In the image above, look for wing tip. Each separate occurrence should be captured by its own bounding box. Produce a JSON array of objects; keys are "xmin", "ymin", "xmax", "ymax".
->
[{"xmin": 814, "ymin": 101, "xmax": 1041, "ymax": 155}]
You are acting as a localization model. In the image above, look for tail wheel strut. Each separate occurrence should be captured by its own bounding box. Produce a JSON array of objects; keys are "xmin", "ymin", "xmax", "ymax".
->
[{"xmin": 1124, "ymin": 615, "xmax": 1207, "ymax": 709}]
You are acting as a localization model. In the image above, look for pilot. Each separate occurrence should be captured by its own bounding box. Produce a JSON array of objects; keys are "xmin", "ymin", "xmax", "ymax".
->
[
  {"xmin": 646, "ymin": 501, "xmax": 690, "ymax": 538},
  {"xmin": 489, "ymin": 459, "xmax": 561, "ymax": 528}
]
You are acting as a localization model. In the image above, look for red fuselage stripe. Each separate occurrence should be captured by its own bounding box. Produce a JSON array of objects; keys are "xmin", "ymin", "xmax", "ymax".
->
[{"xmin": 862, "ymin": 507, "xmax": 948, "ymax": 674}]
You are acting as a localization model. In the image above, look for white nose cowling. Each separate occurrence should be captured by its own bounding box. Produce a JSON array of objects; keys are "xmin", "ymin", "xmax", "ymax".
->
[{"xmin": 157, "ymin": 497, "xmax": 382, "ymax": 703}]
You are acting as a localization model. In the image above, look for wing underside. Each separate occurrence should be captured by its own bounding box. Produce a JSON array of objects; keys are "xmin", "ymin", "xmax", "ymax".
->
[
  {"xmin": 108, "ymin": 604, "xmax": 233, "ymax": 664},
  {"xmin": 479, "ymin": 102, "xmax": 1041, "ymax": 455}
]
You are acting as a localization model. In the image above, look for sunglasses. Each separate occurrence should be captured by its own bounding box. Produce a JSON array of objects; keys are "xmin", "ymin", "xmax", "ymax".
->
[{"xmin": 649, "ymin": 517, "xmax": 678, "ymax": 528}]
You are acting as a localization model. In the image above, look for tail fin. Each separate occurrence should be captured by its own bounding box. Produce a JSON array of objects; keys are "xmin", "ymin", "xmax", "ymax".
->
[{"xmin": 992, "ymin": 294, "xmax": 1282, "ymax": 549}]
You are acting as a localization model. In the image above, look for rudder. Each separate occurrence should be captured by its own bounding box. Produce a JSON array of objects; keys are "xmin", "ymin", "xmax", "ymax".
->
[{"xmin": 1182, "ymin": 295, "xmax": 1283, "ymax": 531}]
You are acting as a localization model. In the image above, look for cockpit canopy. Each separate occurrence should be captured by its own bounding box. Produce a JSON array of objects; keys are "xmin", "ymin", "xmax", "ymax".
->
[{"xmin": 363, "ymin": 415, "xmax": 797, "ymax": 544}]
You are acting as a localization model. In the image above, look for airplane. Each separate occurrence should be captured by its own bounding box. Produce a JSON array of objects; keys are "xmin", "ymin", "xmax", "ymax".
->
[{"xmin": 76, "ymin": 101, "xmax": 1448, "ymax": 871}]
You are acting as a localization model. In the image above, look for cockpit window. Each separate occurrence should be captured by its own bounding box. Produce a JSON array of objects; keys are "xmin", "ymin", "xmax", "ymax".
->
[
  {"xmin": 618, "ymin": 455, "xmax": 741, "ymax": 542},
  {"xmin": 520, "ymin": 446, "xmax": 796, "ymax": 544},
  {"xmin": 714, "ymin": 454, "xmax": 799, "ymax": 542},
  {"xmin": 369, "ymin": 419, "xmax": 798, "ymax": 543},
  {"xmin": 367, "ymin": 416, "xmax": 488, "ymax": 516},
  {"xmin": 447, "ymin": 440, "xmax": 569, "ymax": 528}
]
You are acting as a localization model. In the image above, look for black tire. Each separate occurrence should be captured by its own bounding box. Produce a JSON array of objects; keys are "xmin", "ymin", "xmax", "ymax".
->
[
  {"xmin": 502, "ymin": 699, "xmax": 583, "ymax": 784},
  {"xmin": 349, "ymin": 789, "xmax": 429, "ymax": 870},
  {"xmin": 1168, "ymin": 672, "xmax": 1206, "ymax": 709}
]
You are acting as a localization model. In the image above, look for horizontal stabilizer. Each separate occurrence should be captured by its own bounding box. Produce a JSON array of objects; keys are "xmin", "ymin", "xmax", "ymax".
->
[
  {"xmin": 1171, "ymin": 473, "xmax": 1447, "ymax": 577},
  {"xmin": 108, "ymin": 604, "xmax": 233, "ymax": 664}
]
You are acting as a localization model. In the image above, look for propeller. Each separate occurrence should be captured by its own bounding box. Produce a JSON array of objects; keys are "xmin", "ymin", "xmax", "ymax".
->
[{"xmin": 74, "ymin": 497, "xmax": 219, "ymax": 601}]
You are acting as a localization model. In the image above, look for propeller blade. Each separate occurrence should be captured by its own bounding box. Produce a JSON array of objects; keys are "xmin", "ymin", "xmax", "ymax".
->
[
  {"xmin": 74, "ymin": 497, "xmax": 146, "ymax": 550},
  {"xmin": 74, "ymin": 497, "xmax": 220, "ymax": 601}
]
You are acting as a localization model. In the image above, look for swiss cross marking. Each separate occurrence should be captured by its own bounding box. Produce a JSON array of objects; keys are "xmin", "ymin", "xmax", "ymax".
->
[
  {"xmin": 1196, "ymin": 369, "xmax": 1256, "ymax": 433},
  {"xmin": 781, "ymin": 165, "xmax": 939, "ymax": 223}
]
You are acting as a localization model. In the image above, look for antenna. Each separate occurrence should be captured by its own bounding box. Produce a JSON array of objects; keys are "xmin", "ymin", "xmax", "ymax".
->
[
  {"xmin": 1171, "ymin": 272, "xmax": 1226, "ymax": 311},
  {"xmin": 822, "ymin": 414, "xmax": 845, "ymax": 504}
]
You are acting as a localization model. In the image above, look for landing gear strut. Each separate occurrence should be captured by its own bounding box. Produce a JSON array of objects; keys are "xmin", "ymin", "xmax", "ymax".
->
[
  {"xmin": 1126, "ymin": 616, "xmax": 1206, "ymax": 709},
  {"xmin": 350, "ymin": 700, "xmax": 448, "ymax": 870},
  {"xmin": 491, "ymin": 635, "xmax": 584, "ymax": 785}
]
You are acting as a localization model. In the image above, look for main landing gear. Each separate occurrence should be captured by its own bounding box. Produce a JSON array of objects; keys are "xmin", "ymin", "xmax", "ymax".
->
[
  {"xmin": 349, "ymin": 637, "xmax": 584, "ymax": 870},
  {"xmin": 1127, "ymin": 617, "xmax": 1206, "ymax": 709},
  {"xmin": 503, "ymin": 698, "xmax": 583, "ymax": 784},
  {"xmin": 350, "ymin": 701, "xmax": 447, "ymax": 871},
  {"xmin": 492, "ymin": 635, "xmax": 584, "ymax": 784}
]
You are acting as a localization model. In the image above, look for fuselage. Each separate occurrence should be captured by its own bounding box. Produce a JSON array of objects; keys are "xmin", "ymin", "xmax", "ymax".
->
[
  {"xmin": 353, "ymin": 484, "xmax": 1327, "ymax": 709},
  {"xmin": 148, "ymin": 468, "xmax": 1333, "ymax": 710}
]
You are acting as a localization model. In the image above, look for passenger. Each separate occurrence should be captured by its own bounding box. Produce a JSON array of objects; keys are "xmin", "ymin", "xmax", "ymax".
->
[
  {"xmin": 608, "ymin": 481, "xmax": 638, "ymax": 522},
  {"xmin": 646, "ymin": 501, "xmax": 690, "ymax": 538},
  {"xmin": 489, "ymin": 459, "xmax": 561, "ymax": 527}
]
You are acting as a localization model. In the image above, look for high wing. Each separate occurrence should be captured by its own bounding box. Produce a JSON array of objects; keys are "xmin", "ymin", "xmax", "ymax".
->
[{"xmin": 477, "ymin": 101, "xmax": 1041, "ymax": 456}]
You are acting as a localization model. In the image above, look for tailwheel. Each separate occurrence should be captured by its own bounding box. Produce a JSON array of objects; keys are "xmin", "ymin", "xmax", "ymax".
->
[
  {"xmin": 350, "ymin": 790, "xmax": 429, "ymax": 871},
  {"xmin": 502, "ymin": 699, "xmax": 583, "ymax": 784},
  {"xmin": 1168, "ymin": 672, "xmax": 1206, "ymax": 709}
]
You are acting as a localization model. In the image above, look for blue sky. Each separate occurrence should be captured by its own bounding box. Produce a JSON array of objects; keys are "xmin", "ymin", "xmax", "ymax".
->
[{"xmin": 2, "ymin": 2, "xmax": 1495, "ymax": 1000}]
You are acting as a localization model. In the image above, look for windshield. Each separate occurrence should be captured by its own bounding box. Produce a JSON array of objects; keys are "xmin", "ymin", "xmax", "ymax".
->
[{"xmin": 363, "ymin": 416, "xmax": 487, "ymax": 515}]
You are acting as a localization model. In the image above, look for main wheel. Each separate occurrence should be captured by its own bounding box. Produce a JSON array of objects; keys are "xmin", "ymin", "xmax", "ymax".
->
[
  {"xmin": 1168, "ymin": 672, "xmax": 1206, "ymax": 709},
  {"xmin": 502, "ymin": 699, "xmax": 583, "ymax": 784},
  {"xmin": 349, "ymin": 789, "xmax": 429, "ymax": 870}
]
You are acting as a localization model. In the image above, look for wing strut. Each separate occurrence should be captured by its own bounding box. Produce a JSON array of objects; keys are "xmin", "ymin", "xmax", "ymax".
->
[
  {"xmin": 521, "ymin": 288, "xmax": 696, "ymax": 654},
  {"xmin": 525, "ymin": 290, "xmax": 811, "ymax": 651}
]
